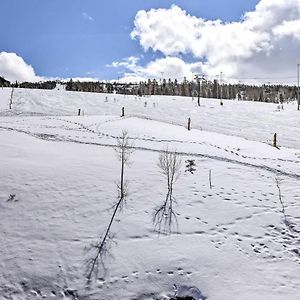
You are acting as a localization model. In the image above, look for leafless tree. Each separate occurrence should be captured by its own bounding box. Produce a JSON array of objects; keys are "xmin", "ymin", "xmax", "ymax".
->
[
  {"xmin": 86, "ymin": 131, "xmax": 133, "ymax": 281},
  {"xmin": 153, "ymin": 149, "xmax": 182, "ymax": 234},
  {"xmin": 114, "ymin": 131, "xmax": 133, "ymax": 206}
]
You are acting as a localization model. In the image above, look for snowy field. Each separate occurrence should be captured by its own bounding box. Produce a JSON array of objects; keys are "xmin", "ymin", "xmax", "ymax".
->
[{"xmin": 1, "ymin": 87, "xmax": 300, "ymax": 299}]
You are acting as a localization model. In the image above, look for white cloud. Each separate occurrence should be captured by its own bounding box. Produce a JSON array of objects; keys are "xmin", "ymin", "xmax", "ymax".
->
[
  {"xmin": 117, "ymin": 75, "xmax": 147, "ymax": 84},
  {"xmin": 128, "ymin": 0, "xmax": 300, "ymax": 83},
  {"xmin": 273, "ymin": 20, "xmax": 300, "ymax": 39},
  {"xmin": 0, "ymin": 52, "xmax": 105, "ymax": 83},
  {"xmin": 110, "ymin": 56, "xmax": 203, "ymax": 82},
  {"xmin": 61, "ymin": 77, "xmax": 100, "ymax": 82},
  {"xmin": 138, "ymin": 56, "xmax": 197, "ymax": 79},
  {"xmin": 82, "ymin": 12, "xmax": 94, "ymax": 22},
  {"xmin": 0, "ymin": 52, "xmax": 41, "ymax": 82},
  {"xmin": 108, "ymin": 56, "xmax": 140, "ymax": 69}
]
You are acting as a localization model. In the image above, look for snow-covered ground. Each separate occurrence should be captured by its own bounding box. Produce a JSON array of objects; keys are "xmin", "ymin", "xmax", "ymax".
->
[
  {"xmin": 0, "ymin": 88, "xmax": 300, "ymax": 299},
  {"xmin": 1, "ymin": 87, "xmax": 300, "ymax": 149}
]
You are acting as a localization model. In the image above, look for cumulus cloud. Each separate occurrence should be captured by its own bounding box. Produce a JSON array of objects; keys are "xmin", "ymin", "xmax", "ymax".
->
[
  {"xmin": 108, "ymin": 56, "xmax": 140, "ymax": 69},
  {"xmin": 0, "ymin": 52, "xmax": 104, "ymax": 83},
  {"xmin": 118, "ymin": 75, "xmax": 147, "ymax": 84},
  {"xmin": 110, "ymin": 55, "xmax": 204, "ymax": 82},
  {"xmin": 128, "ymin": 0, "xmax": 300, "ymax": 83},
  {"xmin": 134, "ymin": 56, "xmax": 203, "ymax": 80},
  {"xmin": 61, "ymin": 77, "xmax": 100, "ymax": 82},
  {"xmin": 0, "ymin": 52, "xmax": 41, "ymax": 82},
  {"xmin": 273, "ymin": 19, "xmax": 300, "ymax": 39}
]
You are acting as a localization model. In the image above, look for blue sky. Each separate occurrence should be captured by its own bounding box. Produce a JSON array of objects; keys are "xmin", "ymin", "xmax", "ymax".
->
[{"xmin": 0, "ymin": 0, "xmax": 261, "ymax": 80}]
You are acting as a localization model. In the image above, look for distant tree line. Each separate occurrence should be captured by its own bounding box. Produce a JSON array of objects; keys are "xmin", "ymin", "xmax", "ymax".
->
[
  {"xmin": 1, "ymin": 75, "xmax": 298, "ymax": 103},
  {"xmin": 133, "ymin": 78, "xmax": 298, "ymax": 103},
  {"xmin": 0, "ymin": 77, "xmax": 57, "ymax": 90},
  {"xmin": 66, "ymin": 78, "xmax": 298, "ymax": 103},
  {"xmin": 0, "ymin": 76, "xmax": 10, "ymax": 87},
  {"xmin": 66, "ymin": 79, "xmax": 112, "ymax": 93},
  {"xmin": 13, "ymin": 81, "xmax": 57, "ymax": 90}
]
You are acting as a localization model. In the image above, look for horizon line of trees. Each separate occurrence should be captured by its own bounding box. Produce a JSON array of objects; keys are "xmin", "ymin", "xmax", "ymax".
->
[
  {"xmin": 66, "ymin": 78, "xmax": 298, "ymax": 103},
  {"xmin": 2, "ymin": 76, "xmax": 298, "ymax": 103},
  {"xmin": 2, "ymin": 80, "xmax": 57, "ymax": 90}
]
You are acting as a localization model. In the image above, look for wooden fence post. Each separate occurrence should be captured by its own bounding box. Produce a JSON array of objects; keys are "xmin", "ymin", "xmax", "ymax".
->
[{"xmin": 273, "ymin": 133, "xmax": 277, "ymax": 148}]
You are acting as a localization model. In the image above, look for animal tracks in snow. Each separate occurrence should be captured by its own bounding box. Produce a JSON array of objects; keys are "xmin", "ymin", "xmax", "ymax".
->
[
  {"xmin": 94, "ymin": 267, "xmax": 194, "ymax": 290},
  {"xmin": 1, "ymin": 116, "xmax": 300, "ymax": 181}
]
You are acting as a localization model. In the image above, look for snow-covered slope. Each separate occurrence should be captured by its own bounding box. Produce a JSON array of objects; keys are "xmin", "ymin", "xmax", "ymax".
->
[
  {"xmin": 0, "ymin": 87, "xmax": 299, "ymax": 148},
  {"xmin": 0, "ymin": 88, "xmax": 300, "ymax": 299}
]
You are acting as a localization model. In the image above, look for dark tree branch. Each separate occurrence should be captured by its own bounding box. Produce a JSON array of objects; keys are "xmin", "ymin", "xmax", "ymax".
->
[
  {"xmin": 86, "ymin": 131, "xmax": 133, "ymax": 281},
  {"xmin": 153, "ymin": 150, "xmax": 181, "ymax": 234}
]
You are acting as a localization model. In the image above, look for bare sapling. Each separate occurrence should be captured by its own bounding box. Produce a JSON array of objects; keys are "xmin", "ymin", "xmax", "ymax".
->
[
  {"xmin": 86, "ymin": 131, "xmax": 133, "ymax": 280},
  {"xmin": 115, "ymin": 131, "xmax": 133, "ymax": 205},
  {"xmin": 153, "ymin": 149, "xmax": 182, "ymax": 234}
]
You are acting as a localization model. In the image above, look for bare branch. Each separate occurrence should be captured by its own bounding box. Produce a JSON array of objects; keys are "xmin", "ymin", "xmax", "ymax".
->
[
  {"xmin": 85, "ymin": 233, "xmax": 115, "ymax": 280},
  {"xmin": 86, "ymin": 131, "xmax": 134, "ymax": 281},
  {"xmin": 114, "ymin": 131, "xmax": 134, "ymax": 164},
  {"xmin": 153, "ymin": 150, "xmax": 182, "ymax": 234}
]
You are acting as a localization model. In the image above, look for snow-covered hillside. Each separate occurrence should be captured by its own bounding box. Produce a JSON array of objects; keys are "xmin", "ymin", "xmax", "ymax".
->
[
  {"xmin": 0, "ymin": 88, "xmax": 300, "ymax": 299},
  {"xmin": 0, "ymin": 87, "xmax": 300, "ymax": 148}
]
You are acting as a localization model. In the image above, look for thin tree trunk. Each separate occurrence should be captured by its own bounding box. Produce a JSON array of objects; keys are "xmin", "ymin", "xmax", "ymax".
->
[{"xmin": 87, "ymin": 192, "xmax": 124, "ymax": 280}]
